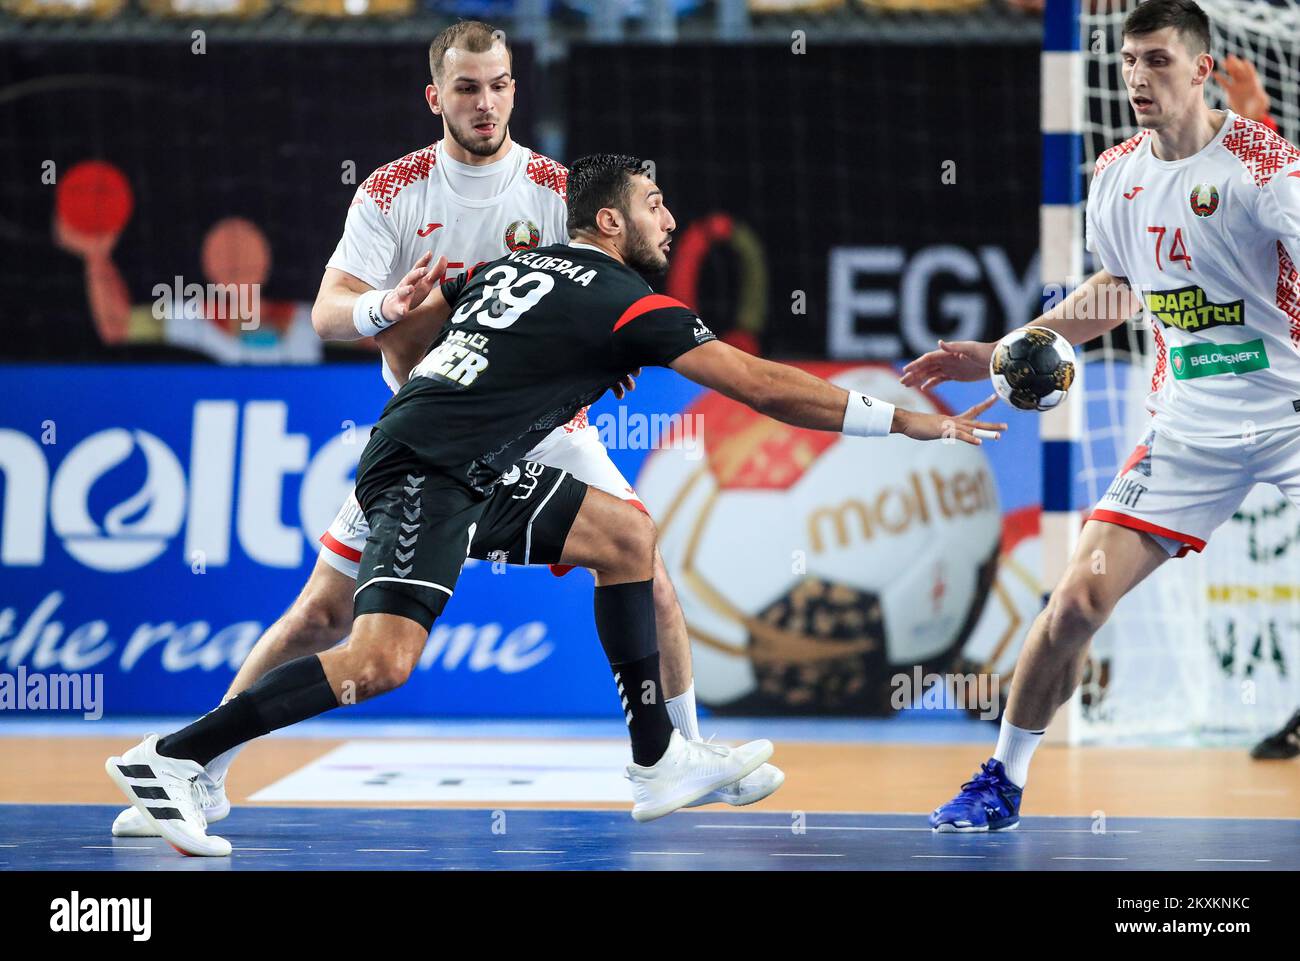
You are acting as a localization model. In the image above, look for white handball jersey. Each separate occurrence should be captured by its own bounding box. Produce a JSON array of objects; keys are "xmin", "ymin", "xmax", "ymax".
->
[
  {"xmin": 327, "ymin": 139, "xmax": 570, "ymax": 393},
  {"xmin": 1086, "ymin": 111, "xmax": 1300, "ymax": 444}
]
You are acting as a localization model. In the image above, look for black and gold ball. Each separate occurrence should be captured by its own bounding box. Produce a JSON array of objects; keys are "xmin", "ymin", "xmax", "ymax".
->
[{"xmin": 989, "ymin": 326, "xmax": 1076, "ymax": 412}]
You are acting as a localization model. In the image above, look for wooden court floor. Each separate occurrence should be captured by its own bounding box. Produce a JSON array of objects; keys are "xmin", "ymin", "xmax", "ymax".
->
[{"xmin": 2, "ymin": 736, "xmax": 1297, "ymax": 818}]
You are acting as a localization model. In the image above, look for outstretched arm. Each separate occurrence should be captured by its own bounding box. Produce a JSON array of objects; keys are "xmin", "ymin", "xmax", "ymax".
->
[
  {"xmin": 670, "ymin": 340, "xmax": 1005, "ymax": 445},
  {"xmin": 900, "ymin": 269, "xmax": 1142, "ymax": 391}
]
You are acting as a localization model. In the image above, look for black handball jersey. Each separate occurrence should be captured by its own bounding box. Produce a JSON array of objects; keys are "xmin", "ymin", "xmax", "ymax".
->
[{"xmin": 375, "ymin": 241, "xmax": 717, "ymax": 490}]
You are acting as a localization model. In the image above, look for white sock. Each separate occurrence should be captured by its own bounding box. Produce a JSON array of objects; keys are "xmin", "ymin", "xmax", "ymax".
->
[
  {"xmin": 992, "ymin": 719, "xmax": 1044, "ymax": 788},
  {"xmin": 204, "ymin": 742, "xmax": 245, "ymax": 784},
  {"xmin": 665, "ymin": 681, "xmax": 701, "ymax": 742}
]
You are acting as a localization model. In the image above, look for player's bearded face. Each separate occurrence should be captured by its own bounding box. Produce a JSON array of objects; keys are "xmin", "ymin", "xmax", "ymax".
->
[
  {"xmin": 620, "ymin": 180, "xmax": 675, "ymax": 277},
  {"xmin": 623, "ymin": 217, "xmax": 668, "ymax": 276},
  {"xmin": 435, "ymin": 45, "xmax": 515, "ymax": 158}
]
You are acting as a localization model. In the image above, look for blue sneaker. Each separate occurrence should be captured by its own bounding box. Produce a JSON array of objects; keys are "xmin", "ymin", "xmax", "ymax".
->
[{"xmin": 929, "ymin": 758, "xmax": 1022, "ymax": 832}]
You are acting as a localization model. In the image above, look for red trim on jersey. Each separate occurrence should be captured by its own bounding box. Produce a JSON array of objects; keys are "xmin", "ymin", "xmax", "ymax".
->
[
  {"xmin": 613, "ymin": 294, "xmax": 690, "ymax": 333},
  {"xmin": 1221, "ymin": 115, "xmax": 1300, "ymax": 188},
  {"xmin": 1120, "ymin": 442, "xmax": 1150, "ymax": 477},
  {"xmin": 526, "ymin": 151, "xmax": 568, "ymax": 200},
  {"xmin": 561, "ymin": 407, "xmax": 590, "ymax": 433},
  {"xmin": 1217, "ymin": 117, "xmax": 1300, "ymax": 346},
  {"xmin": 626, "ymin": 499, "xmax": 648, "ymax": 516},
  {"xmin": 361, "ymin": 143, "xmax": 437, "ymax": 214},
  {"xmin": 1150, "ymin": 323, "xmax": 1168, "ymax": 395},
  {"xmin": 439, "ymin": 260, "xmax": 489, "ymax": 291},
  {"xmin": 1088, "ymin": 509, "xmax": 1205, "ymax": 555},
  {"xmin": 320, "ymin": 531, "xmax": 363, "ymax": 563},
  {"xmin": 1093, "ymin": 130, "xmax": 1150, "ymax": 178},
  {"xmin": 1277, "ymin": 241, "xmax": 1300, "ymax": 347}
]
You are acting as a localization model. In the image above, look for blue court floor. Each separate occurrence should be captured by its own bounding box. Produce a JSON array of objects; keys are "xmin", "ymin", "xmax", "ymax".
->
[
  {"xmin": 0, "ymin": 712, "xmax": 997, "ymax": 744},
  {"xmin": 1, "ymin": 805, "xmax": 1295, "ymax": 871}
]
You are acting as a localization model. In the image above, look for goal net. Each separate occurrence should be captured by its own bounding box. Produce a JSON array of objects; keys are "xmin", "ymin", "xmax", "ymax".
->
[{"xmin": 1071, "ymin": 0, "xmax": 1300, "ymax": 744}]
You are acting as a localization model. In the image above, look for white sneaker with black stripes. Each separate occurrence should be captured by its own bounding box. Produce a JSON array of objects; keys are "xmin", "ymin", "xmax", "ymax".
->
[
  {"xmin": 104, "ymin": 734, "xmax": 232, "ymax": 857},
  {"xmin": 111, "ymin": 770, "xmax": 229, "ymax": 838},
  {"xmin": 625, "ymin": 730, "xmax": 773, "ymax": 823}
]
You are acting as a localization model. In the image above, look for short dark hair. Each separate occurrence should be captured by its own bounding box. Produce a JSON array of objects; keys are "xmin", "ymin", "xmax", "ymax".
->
[
  {"xmin": 1123, "ymin": 0, "xmax": 1212, "ymax": 56},
  {"xmin": 429, "ymin": 20, "xmax": 512, "ymax": 84},
  {"xmin": 566, "ymin": 153, "xmax": 651, "ymax": 237}
]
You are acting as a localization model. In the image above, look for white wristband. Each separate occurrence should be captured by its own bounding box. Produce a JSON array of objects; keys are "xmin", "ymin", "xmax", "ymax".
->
[
  {"xmin": 841, "ymin": 391, "xmax": 896, "ymax": 438},
  {"xmin": 353, "ymin": 288, "xmax": 395, "ymax": 338}
]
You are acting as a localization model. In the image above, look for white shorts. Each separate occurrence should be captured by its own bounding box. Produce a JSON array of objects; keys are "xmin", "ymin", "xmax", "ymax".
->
[
  {"xmin": 1089, "ymin": 424, "xmax": 1300, "ymax": 557},
  {"xmin": 318, "ymin": 422, "xmax": 641, "ymax": 580}
]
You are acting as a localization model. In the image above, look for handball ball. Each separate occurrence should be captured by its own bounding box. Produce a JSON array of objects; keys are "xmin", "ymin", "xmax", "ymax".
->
[{"xmin": 989, "ymin": 327, "xmax": 1076, "ymax": 411}]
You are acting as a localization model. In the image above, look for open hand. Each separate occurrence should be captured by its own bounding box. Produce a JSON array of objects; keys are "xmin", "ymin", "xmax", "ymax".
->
[
  {"xmin": 899, "ymin": 339, "xmax": 995, "ymax": 391},
  {"xmin": 895, "ymin": 394, "xmax": 1007, "ymax": 446},
  {"xmin": 381, "ymin": 252, "xmax": 448, "ymax": 324}
]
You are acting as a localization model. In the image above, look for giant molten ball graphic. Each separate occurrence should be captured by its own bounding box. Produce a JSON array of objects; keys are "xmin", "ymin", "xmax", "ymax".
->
[{"xmin": 638, "ymin": 365, "xmax": 1001, "ymax": 715}]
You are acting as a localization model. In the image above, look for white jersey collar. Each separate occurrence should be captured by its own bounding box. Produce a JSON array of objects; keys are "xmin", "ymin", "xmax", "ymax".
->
[
  {"xmin": 1144, "ymin": 109, "xmax": 1235, "ymax": 169},
  {"xmin": 434, "ymin": 139, "xmax": 527, "ymax": 208}
]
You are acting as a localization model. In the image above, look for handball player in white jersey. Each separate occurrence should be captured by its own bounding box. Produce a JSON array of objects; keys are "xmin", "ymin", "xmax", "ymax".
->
[
  {"xmin": 902, "ymin": 0, "xmax": 1300, "ymax": 830},
  {"xmin": 111, "ymin": 20, "xmax": 781, "ymax": 838}
]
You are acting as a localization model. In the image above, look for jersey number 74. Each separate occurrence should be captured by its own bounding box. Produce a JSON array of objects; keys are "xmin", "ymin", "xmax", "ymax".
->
[{"xmin": 1147, "ymin": 225, "xmax": 1193, "ymax": 272}]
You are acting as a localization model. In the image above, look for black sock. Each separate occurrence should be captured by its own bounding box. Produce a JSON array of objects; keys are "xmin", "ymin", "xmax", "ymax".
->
[
  {"xmin": 594, "ymin": 580, "xmax": 673, "ymax": 766},
  {"xmin": 157, "ymin": 655, "xmax": 339, "ymax": 767},
  {"xmin": 612, "ymin": 651, "xmax": 675, "ymax": 766}
]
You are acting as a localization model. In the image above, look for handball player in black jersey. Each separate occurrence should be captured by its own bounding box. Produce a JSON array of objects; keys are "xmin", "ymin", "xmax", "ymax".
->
[{"xmin": 104, "ymin": 154, "xmax": 1005, "ymax": 855}]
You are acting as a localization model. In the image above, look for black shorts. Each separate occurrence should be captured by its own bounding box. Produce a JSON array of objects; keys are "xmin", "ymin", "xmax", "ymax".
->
[{"xmin": 353, "ymin": 429, "xmax": 588, "ymax": 629}]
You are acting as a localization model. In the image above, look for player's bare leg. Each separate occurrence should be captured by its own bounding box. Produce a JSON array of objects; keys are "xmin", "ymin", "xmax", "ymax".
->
[
  {"xmin": 555, "ymin": 489, "xmax": 772, "ymax": 819},
  {"xmin": 1004, "ymin": 520, "xmax": 1170, "ymax": 731},
  {"xmin": 225, "ymin": 556, "xmax": 355, "ymax": 703},
  {"xmin": 317, "ymin": 613, "xmax": 429, "ymax": 705},
  {"xmin": 651, "ymin": 548, "xmax": 693, "ymax": 699},
  {"xmin": 107, "ymin": 609, "xmax": 427, "ymax": 857},
  {"xmin": 111, "ymin": 553, "xmax": 355, "ymax": 838},
  {"xmin": 237, "ymin": 503, "xmax": 671, "ymax": 699},
  {"xmin": 176, "ymin": 561, "xmax": 356, "ymax": 833},
  {"xmin": 161, "ymin": 490, "xmax": 656, "ymax": 780},
  {"xmin": 930, "ymin": 520, "xmax": 1170, "ymax": 832},
  {"xmin": 557, "ymin": 488, "xmax": 657, "ymax": 585}
]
